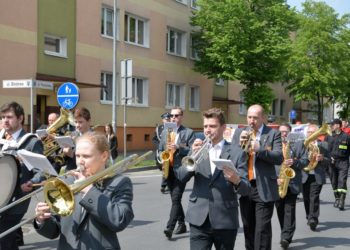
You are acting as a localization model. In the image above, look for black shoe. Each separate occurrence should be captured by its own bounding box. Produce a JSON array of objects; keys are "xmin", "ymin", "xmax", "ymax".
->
[
  {"xmin": 163, "ymin": 228, "xmax": 173, "ymax": 240},
  {"xmin": 309, "ymin": 220, "xmax": 317, "ymax": 231},
  {"xmin": 160, "ymin": 187, "xmax": 166, "ymax": 193},
  {"xmin": 280, "ymin": 239, "xmax": 290, "ymax": 249},
  {"xmin": 339, "ymin": 193, "xmax": 346, "ymax": 211},
  {"xmin": 334, "ymin": 198, "xmax": 340, "ymax": 208},
  {"xmin": 173, "ymin": 223, "xmax": 186, "ymax": 234}
]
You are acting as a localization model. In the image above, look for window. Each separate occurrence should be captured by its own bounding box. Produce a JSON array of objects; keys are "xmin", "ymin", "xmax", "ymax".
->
[
  {"xmin": 44, "ymin": 34, "xmax": 67, "ymax": 57},
  {"xmin": 190, "ymin": 34, "xmax": 199, "ymax": 60},
  {"xmin": 166, "ymin": 27, "xmax": 186, "ymax": 57},
  {"xmin": 191, "ymin": 0, "xmax": 199, "ymax": 9},
  {"xmin": 271, "ymin": 99, "xmax": 278, "ymax": 116},
  {"xmin": 239, "ymin": 92, "xmax": 247, "ymax": 115},
  {"xmin": 215, "ymin": 78, "xmax": 225, "ymax": 86},
  {"xmin": 100, "ymin": 72, "xmax": 113, "ymax": 102},
  {"xmin": 101, "ymin": 6, "xmax": 117, "ymax": 38},
  {"xmin": 176, "ymin": 0, "xmax": 187, "ymax": 5},
  {"xmin": 189, "ymin": 86, "xmax": 200, "ymax": 111},
  {"xmin": 121, "ymin": 77, "xmax": 148, "ymax": 106},
  {"xmin": 279, "ymin": 99, "xmax": 286, "ymax": 116},
  {"xmin": 166, "ymin": 82, "xmax": 185, "ymax": 108},
  {"xmin": 124, "ymin": 13, "xmax": 149, "ymax": 47}
]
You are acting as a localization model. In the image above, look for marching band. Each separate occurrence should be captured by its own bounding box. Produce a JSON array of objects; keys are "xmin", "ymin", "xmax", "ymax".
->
[{"xmin": 0, "ymin": 101, "xmax": 349, "ymax": 250}]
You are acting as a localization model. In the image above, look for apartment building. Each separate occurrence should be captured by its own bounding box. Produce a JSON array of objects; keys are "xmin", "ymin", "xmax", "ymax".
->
[
  {"xmin": 0, "ymin": 0, "xmax": 215, "ymax": 150},
  {"xmin": 0, "ymin": 0, "xmax": 332, "ymax": 151}
]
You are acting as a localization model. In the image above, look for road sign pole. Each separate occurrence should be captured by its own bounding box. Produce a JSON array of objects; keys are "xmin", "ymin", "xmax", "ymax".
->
[
  {"xmin": 112, "ymin": 0, "xmax": 117, "ymax": 135},
  {"xmin": 30, "ymin": 80, "xmax": 34, "ymax": 133}
]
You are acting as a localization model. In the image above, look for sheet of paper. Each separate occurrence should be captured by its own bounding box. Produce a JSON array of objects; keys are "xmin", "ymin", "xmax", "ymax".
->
[
  {"xmin": 17, "ymin": 149, "xmax": 58, "ymax": 176},
  {"xmin": 164, "ymin": 122, "xmax": 177, "ymax": 133},
  {"xmin": 212, "ymin": 158, "xmax": 238, "ymax": 173},
  {"xmin": 36, "ymin": 129, "xmax": 48, "ymax": 138},
  {"xmin": 55, "ymin": 136, "xmax": 75, "ymax": 148}
]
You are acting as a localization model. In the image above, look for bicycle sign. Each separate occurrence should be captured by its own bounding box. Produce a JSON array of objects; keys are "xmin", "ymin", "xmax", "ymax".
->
[{"xmin": 57, "ymin": 82, "xmax": 80, "ymax": 109}]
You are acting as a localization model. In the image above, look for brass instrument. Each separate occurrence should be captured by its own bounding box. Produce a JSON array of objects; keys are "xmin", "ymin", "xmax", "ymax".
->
[
  {"xmin": 303, "ymin": 124, "xmax": 331, "ymax": 171},
  {"xmin": 160, "ymin": 128, "xmax": 175, "ymax": 179},
  {"xmin": 0, "ymin": 151, "xmax": 152, "ymax": 239},
  {"xmin": 182, "ymin": 136, "xmax": 211, "ymax": 171},
  {"xmin": 43, "ymin": 108, "xmax": 74, "ymax": 166},
  {"xmin": 278, "ymin": 141, "xmax": 296, "ymax": 199},
  {"xmin": 240, "ymin": 128, "xmax": 254, "ymax": 153}
]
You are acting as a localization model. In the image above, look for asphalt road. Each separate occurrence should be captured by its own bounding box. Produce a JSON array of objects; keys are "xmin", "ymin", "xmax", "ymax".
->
[{"xmin": 19, "ymin": 169, "xmax": 350, "ymax": 250}]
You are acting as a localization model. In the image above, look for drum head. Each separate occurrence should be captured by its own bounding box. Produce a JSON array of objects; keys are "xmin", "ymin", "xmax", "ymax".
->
[{"xmin": 0, "ymin": 155, "xmax": 18, "ymax": 207}]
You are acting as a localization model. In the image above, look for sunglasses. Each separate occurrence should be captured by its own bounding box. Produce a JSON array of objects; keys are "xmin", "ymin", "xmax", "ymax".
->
[{"xmin": 170, "ymin": 114, "xmax": 181, "ymax": 118}]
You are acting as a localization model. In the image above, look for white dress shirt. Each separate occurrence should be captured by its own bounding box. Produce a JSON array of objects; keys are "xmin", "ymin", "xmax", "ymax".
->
[{"xmin": 209, "ymin": 139, "xmax": 225, "ymax": 175}]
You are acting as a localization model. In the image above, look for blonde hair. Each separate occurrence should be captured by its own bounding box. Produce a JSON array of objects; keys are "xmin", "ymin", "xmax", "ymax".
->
[{"xmin": 76, "ymin": 131, "xmax": 110, "ymax": 156}]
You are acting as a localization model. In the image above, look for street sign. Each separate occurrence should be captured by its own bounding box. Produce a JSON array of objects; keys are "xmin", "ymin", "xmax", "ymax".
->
[
  {"xmin": 3, "ymin": 79, "xmax": 32, "ymax": 88},
  {"xmin": 289, "ymin": 109, "xmax": 297, "ymax": 120},
  {"xmin": 2, "ymin": 79, "xmax": 53, "ymax": 90},
  {"xmin": 121, "ymin": 59, "xmax": 133, "ymax": 78},
  {"xmin": 35, "ymin": 80, "xmax": 54, "ymax": 90},
  {"xmin": 57, "ymin": 82, "xmax": 80, "ymax": 109}
]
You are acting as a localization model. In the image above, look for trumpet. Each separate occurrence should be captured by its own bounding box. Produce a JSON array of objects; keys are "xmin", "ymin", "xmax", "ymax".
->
[
  {"xmin": 182, "ymin": 136, "xmax": 211, "ymax": 171},
  {"xmin": 0, "ymin": 151, "xmax": 152, "ymax": 239},
  {"xmin": 240, "ymin": 128, "xmax": 254, "ymax": 153}
]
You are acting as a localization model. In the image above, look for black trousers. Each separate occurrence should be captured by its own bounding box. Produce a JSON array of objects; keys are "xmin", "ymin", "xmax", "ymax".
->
[
  {"xmin": 275, "ymin": 189, "xmax": 298, "ymax": 242},
  {"xmin": 329, "ymin": 159, "xmax": 349, "ymax": 192},
  {"xmin": 0, "ymin": 214, "xmax": 23, "ymax": 250},
  {"xmin": 302, "ymin": 174, "xmax": 323, "ymax": 223},
  {"xmin": 239, "ymin": 182, "xmax": 274, "ymax": 250},
  {"xmin": 166, "ymin": 170, "xmax": 186, "ymax": 230},
  {"xmin": 190, "ymin": 217, "xmax": 237, "ymax": 250}
]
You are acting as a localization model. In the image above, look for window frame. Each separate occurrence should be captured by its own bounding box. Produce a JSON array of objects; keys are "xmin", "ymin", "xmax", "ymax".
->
[
  {"xmin": 239, "ymin": 93, "xmax": 247, "ymax": 115},
  {"xmin": 190, "ymin": 34, "xmax": 199, "ymax": 60},
  {"xmin": 189, "ymin": 85, "xmax": 200, "ymax": 111},
  {"xmin": 279, "ymin": 99, "xmax": 286, "ymax": 117},
  {"xmin": 166, "ymin": 82, "xmax": 185, "ymax": 109},
  {"xmin": 121, "ymin": 76, "xmax": 149, "ymax": 107},
  {"xmin": 100, "ymin": 71, "xmax": 114, "ymax": 103},
  {"xmin": 124, "ymin": 13, "xmax": 149, "ymax": 47},
  {"xmin": 44, "ymin": 34, "xmax": 67, "ymax": 58},
  {"xmin": 101, "ymin": 5, "xmax": 119, "ymax": 39},
  {"xmin": 166, "ymin": 27, "xmax": 187, "ymax": 57}
]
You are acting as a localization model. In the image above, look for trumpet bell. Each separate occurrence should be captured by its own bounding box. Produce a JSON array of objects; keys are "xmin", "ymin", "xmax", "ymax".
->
[
  {"xmin": 44, "ymin": 178, "xmax": 75, "ymax": 216},
  {"xmin": 182, "ymin": 156, "xmax": 195, "ymax": 171}
]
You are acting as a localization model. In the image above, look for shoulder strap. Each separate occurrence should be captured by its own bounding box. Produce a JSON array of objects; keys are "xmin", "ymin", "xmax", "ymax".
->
[{"xmin": 17, "ymin": 133, "xmax": 38, "ymax": 149}]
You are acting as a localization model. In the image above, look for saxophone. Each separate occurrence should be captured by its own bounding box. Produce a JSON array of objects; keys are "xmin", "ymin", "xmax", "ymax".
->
[
  {"xmin": 159, "ymin": 128, "xmax": 175, "ymax": 179},
  {"xmin": 303, "ymin": 124, "xmax": 331, "ymax": 171},
  {"xmin": 278, "ymin": 141, "xmax": 296, "ymax": 199}
]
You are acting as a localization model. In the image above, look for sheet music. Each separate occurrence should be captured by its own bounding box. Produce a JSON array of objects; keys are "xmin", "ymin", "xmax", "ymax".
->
[
  {"xmin": 212, "ymin": 158, "xmax": 238, "ymax": 173},
  {"xmin": 55, "ymin": 135, "xmax": 75, "ymax": 148},
  {"xmin": 36, "ymin": 129, "xmax": 48, "ymax": 138},
  {"xmin": 17, "ymin": 149, "xmax": 58, "ymax": 176}
]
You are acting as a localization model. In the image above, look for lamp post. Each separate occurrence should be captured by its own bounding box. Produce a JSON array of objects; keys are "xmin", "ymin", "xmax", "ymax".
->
[{"xmin": 112, "ymin": 0, "xmax": 117, "ymax": 134}]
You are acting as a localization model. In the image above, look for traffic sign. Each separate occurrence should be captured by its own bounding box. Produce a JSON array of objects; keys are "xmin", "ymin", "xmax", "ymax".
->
[
  {"xmin": 289, "ymin": 109, "xmax": 297, "ymax": 120},
  {"xmin": 57, "ymin": 82, "xmax": 80, "ymax": 109},
  {"xmin": 2, "ymin": 79, "xmax": 53, "ymax": 90}
]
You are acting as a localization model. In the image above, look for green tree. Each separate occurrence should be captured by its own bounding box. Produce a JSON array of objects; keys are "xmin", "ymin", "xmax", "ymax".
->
[
  {"xmin": 286, "ymin": 0, "xmax": 350, "ymax": 124},
  {"xmin": 191, "ymin": 0, "xmax": 297, "ymax": 111}
]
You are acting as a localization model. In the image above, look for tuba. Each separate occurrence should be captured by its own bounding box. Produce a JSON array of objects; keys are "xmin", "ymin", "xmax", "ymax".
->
[
  {"xmin": 278, "ymin": 141, "xmax": 295, "ymax": 199},
  {"xmin": 159, "ymin": 128, "xmax": 175, "ymax": 179},
  {"xmin": 182, "ymin": 136, "xmax": 211, "ymax": 171},
  {"xmin": 43, "ymin": 108, "xmax": 74, "ymax": 166},
  {"xmin": 303, "ymin": 124, "xmax": 332, "ymax": 171}
]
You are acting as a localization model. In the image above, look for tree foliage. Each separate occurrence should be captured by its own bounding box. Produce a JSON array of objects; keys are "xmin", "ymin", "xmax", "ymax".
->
[
  {"xmin": 191, "ymin": 0, "xmax": 297, "ymax": 111},
  {"xmin": 286, "ymin": 0, "xmax": 350, "ymax": 124}
]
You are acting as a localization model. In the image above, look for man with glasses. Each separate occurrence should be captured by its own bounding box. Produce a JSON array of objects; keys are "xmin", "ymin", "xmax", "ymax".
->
[{"xmin": 159, "ymin": 107, "xmax": 195, "ymax": 240}]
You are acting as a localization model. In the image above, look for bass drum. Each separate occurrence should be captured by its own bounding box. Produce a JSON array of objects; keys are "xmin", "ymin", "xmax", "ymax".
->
[{"xmin": 0, "ymin": 155, "xmax": 18, "ymax": 208}]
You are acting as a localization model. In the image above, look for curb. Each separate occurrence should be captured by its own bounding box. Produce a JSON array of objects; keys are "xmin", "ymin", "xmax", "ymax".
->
[{"xmin": 126, "ymin": 165, "xmax": 159, "ymax": 173}]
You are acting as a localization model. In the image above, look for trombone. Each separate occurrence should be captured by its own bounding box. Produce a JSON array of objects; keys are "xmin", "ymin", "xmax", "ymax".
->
[{"xmin": 0, "ymin": 151, "xmax": 152, "ymax": 239}]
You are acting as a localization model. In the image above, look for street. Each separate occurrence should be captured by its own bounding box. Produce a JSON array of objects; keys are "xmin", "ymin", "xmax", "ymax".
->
[{"xmin": 20, "ymin": 169, "xmax": 350, "ymax": 250}]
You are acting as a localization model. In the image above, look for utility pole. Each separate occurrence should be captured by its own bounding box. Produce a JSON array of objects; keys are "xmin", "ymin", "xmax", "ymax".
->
[{"xmin": 112, "ymin": 0, "xmax": 117, "ymax": 134}]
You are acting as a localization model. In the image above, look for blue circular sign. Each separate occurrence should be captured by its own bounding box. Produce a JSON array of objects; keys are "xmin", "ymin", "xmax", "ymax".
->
[
  {"xmin": 289, "ymin": 109, "xmax": 297, "ymax": 120},
  {"xmin": 57, "ymin": 82, "xmax": 80, "ymax": 109}
]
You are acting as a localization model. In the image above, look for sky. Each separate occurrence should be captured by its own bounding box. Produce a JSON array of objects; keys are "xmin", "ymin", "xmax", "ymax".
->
[{"xmin": 287, "ymin": 0, "xmax": 350, "ymax": 16}]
